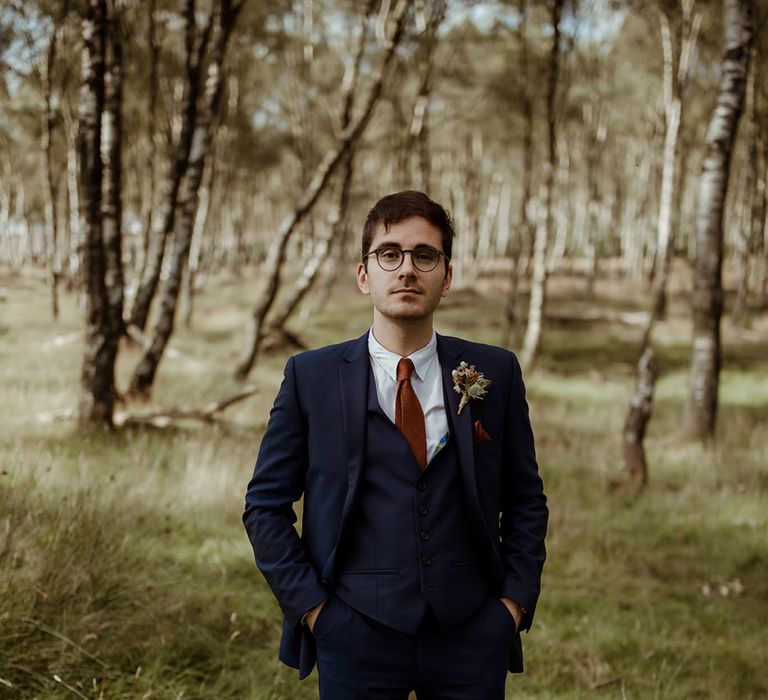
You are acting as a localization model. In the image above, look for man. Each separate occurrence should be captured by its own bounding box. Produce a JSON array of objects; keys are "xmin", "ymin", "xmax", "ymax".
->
[{"xmin": 243, "ymin": 190, "xmax": 548, "ymax": 699}]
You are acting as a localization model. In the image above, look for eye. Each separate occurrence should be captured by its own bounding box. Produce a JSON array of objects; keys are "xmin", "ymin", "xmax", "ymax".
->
[
  {"xmin": 414, "ymin": 248, "xmax": 439, "ymax": 264},
  {"xmin": 378, "ymin": 247, "xmax": 401, "ymax": 262}
]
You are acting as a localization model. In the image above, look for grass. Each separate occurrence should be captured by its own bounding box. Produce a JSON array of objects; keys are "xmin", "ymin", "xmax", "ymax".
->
[{"xmin": 1, "ymin": 262, "xmax": 767, "ymax": 698}]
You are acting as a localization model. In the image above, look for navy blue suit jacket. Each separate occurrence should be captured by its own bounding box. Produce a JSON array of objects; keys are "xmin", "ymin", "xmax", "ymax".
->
[{"xmin": 243, "ymin": 331, "xmax": 548, "ymax": 679}]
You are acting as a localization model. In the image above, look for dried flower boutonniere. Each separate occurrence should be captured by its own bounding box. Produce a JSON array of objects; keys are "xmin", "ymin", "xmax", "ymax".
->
[{"xmin": 451, "ymin": 361, "xmax": 492, "ymax": 415}]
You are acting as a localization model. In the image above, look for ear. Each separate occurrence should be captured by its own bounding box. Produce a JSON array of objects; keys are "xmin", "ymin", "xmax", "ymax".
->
[
  {"xmin": 441, "ymin": 263, "xmax": 453, "ymax": 297},
  {"xmin": 356, "ymin": 261, "xmax": 370, "ymax": 295}
]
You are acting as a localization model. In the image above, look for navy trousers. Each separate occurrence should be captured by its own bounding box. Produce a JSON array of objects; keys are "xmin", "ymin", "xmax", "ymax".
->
[{"xmin": 313, "ymin": 593, "xmax": 517, "ymax": 699}]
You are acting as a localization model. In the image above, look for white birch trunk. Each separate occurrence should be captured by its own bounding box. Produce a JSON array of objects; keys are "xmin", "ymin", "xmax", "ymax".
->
[{"xmin": 683, "ymin": 0, "xmax": 752, "ymax": 441}]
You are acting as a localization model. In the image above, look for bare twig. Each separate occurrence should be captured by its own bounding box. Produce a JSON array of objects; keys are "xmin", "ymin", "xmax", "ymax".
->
[
  {"xmin": 38, "ymin": 384, "xmax": 259, "ymax": 427},
  {"xmin": 114, "ymin": 384, "xmax": 259, "ymax": 427},
  {"xmin": 38, "ymin": 359, "xmax": 260, "ymax": 427}
]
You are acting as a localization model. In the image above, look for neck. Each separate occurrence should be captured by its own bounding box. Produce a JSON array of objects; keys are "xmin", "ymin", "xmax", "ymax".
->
[{"xmin": 371, "ymin": 312, "xmax": 434, "ymax": 357}]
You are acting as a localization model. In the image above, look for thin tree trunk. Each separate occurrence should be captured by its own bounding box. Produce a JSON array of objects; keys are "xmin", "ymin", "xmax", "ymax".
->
[
  {"xmin": 234, "ymin": 0, "xmax": 410, "ymax": 380},
  {"xmin": 263, "ymin": 0, "xmax": 375, "ymax": 340},
  {"xmin": 622, "ymin": 346, "xmax": 659, "ymax": 493},
  {"xmin": 653, "ymin": 10, "xmax": 682, "ymax": 313},
  {"xmin": 495, "ymin": 177, "xmax": 513, "ymax": 257},
  {"xmin": 391, "ymin": 91, "xmax": 411, "ymax": 185},
  {"xmin": 499, "ymin": 177, "xmax": 519, "ymax": 347},
  {"xmin": 672, "ymin": 135, "xmax": 689, "ymax": 256},
  {"xmin": 756, "ymin": 127, "xmax": 768, "ymax": 307},
  {"xmin": 41, "ymin": 18, "xmax": 60, "ymax": 319},
  {"xmin": 733, "ymin": 44, "xmax": 760, "ymax": 323},
  {"xmin": 269, "ymin": 152, "xmax": 356, "ymax": 334},
  {"xmin": 502, "ymin": 0, "xmax": 532, "ymax": 347},
  {"xmin": 520, "ymin": 185, "xmax": 548, "ymax": 367},
  {"xmin": 463, "ymin": 132, "xmax": 481, "ymax": 269},
  {"xmin": 127, "ymin": 0, "xmax": 212, "ymax": 330},
  {"xmin": 0, "ymin": 161, "xmax": 13, "ymax": 269},
  {"xmin": 136, "ymin": 0, "xmax": 160, "ymax": 279},
  {"xmin": 102, "ymin": 0, "xmax": 125, "ymax": 344},
  {"xmin": 584, "ymin": 103, "xmax": 607, "ymax": 299},
  {"xmin": 408, "ymin": 0, "xmax": 445, "ymax": 192},
  {"xmin": 476, "ymin": 175, "xmax": 501, "ymax": 261},
  {"xmin": 547, "ymin": 130, "xmax": 571, "ymax": 272},
  {"xmin": 654, "ymin": 2, "xmax": 701, "ymax": 320},
  {"xmin": 129, "ymin": 0, "xmax": 245, "ymax": 398},
  {"xmin": 62, "ymin": 98, "xmax": 82, "ymax": 289},
  {"xmin": 520, "ymin": 0, "xmax": 563, "ymax": 370},
  {"xmin": 683, "ymin": 0, "xmax": 752, "ymax": 442},
  {"xmin": 182, "ymin": 157, "xmax": 215, "ymax": 328},
  {"xmin": 78, "ymin": 0, "xmax": 115, "ymax": 428},
  {"xmin": 14, "ymin": 184, "xmax": 31, "ymax": 268}
]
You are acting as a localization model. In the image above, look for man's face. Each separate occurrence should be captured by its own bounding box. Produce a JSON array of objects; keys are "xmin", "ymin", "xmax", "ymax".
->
[{"xmin": 356, "ymin": 216, "xmax": 452, "ymax": 324}]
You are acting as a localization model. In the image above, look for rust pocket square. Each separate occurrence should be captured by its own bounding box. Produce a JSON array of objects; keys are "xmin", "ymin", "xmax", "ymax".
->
[{"xmin": 473, "ymin": 419, "xmax": 491, "ymax": 445}]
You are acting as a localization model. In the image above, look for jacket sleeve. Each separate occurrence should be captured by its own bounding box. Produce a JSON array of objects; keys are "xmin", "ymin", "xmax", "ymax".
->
[
  {"xmin": 499, "ymin": 352, "xmax": 548, "ymax": 631},
  {"xmin": 243, "ymin": 356, "xmax": 328, "ymax": 628}
]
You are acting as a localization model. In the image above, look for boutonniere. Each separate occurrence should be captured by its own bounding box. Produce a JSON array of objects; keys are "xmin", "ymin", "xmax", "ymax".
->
[{"xmin": 451, "ymin": 361, "xmax": 492, "ymax": 415}]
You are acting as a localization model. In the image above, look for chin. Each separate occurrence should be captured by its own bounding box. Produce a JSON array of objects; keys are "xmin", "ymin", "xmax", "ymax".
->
[{"xmin": 384, "ymin": 306, "xmax": 432, "ymax": 322}]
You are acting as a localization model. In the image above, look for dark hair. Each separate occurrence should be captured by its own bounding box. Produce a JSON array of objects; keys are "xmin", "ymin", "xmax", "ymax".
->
[{"xmin": 362, "ymin": 190, "xmax": 455, "ymax": 265}]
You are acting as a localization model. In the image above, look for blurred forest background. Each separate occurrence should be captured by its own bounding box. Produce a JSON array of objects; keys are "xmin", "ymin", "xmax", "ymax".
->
[{"xmin": 1, "ymin": 0, "xmax": 767, "ymax": 697}]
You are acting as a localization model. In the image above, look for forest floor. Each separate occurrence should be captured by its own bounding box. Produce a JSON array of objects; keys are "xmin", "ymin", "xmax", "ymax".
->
[{"xmin": 1, "ymin": 260, "xmax": 767, "ymax": 699}]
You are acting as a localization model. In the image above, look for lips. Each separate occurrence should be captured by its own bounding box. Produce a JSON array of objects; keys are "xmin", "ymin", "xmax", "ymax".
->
[{"xmin": 393, "ymin": 288, "xmax": 421, "ymax": 294}]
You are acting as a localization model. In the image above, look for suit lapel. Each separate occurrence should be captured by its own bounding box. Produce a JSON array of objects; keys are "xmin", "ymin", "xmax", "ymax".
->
[
  {"xmin": 336, "ymin": 331, "xmax": 370, "ymax": 537},
  {"xmin": 437, "ymin": 333, "xmax": 490, "ymax": 541}
]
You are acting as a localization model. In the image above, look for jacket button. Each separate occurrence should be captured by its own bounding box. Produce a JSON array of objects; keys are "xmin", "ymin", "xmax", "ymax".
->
[
  {"xmin": 420, "ymin": 531, "xmax": 430, "ymax": 541},
  {"xmin": 417, "ymin": 482, "xmax": 427, "ymax": 491},
  {"xmin": 421, "ymin": 556, "xmax": 432, "ymax": 565},
  {"xmin": 418, "ymin": 505, "xmax": 428, "ymax": 515}
]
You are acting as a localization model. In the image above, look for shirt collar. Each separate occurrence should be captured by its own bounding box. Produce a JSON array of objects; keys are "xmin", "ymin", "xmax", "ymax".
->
[{"xmin": 367, "ymin": 327, "xmax": 437, "ymax": 382}]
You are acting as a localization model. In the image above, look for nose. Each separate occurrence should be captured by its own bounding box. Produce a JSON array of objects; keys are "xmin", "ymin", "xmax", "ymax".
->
[{"xmin": 398, "ymin": 251, "xmax": 418, "ymax": 276}]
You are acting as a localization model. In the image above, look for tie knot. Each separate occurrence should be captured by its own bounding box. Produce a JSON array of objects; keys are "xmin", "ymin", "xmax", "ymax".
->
[{"xmin": 397, "ymin": 357, "xmax": 415, "ymax": 382}]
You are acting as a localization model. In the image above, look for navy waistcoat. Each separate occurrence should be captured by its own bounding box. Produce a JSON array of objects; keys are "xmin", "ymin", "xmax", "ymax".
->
[{"xmin": 333, "ymin": 366, "xmax": 490, "ymax": 634}]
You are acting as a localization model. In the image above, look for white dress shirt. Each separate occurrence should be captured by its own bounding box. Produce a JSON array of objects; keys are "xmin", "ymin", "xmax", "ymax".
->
[{"xmin": 367, "ymin": 328, "xmax": 450, "ymax": 463}]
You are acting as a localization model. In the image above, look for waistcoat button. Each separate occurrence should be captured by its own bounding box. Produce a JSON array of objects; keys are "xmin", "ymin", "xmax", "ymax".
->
[
  {"xmin": 421, "ymin": 556, "xmax": 432, "ymax": 565},
  {"xmin": 420, "ymin": 531, "xmax": 430, "ymax": 541}
]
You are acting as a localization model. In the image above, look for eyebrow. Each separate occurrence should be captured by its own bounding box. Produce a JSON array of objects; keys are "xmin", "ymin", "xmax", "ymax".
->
[{"xmin": 377, "ymin": 243, "xmax": 438, "ymax": 250}]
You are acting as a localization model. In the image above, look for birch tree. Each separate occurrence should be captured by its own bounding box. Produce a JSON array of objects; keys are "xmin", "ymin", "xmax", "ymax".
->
[
  {"xmin": 501, "ymin": 0, "xmax": 533, "ymax": 348},
  {"xmin": 135, "ymin": 0, "xmax": 160, "ymax": 278},
  {"xmin": 234, "ymin": 0, "xmax": 411, "ymax": 380},
  {"xmin": 129, "ymin": 0, "xmax": 247, "ymax": 398},
  {"xmin": 653, "ymin": 0, "xmax": 701, "ymax": 319},
  {"xmin": 407, "ymin": 0, "xmax": 446, "ymax": 192},
  {"xmin": 262, "ymin": 0, "xmax": 377, "ymax": 343},
  {"xmin": 519, "ymin": 0, "xmax": 564, "ymax": 371},
  {"xmin": 40, "ymin": 4, "xmax": 65, "ymax": 319},
  {"xmin": 620, "ymin": 0, "xmax": 701, "ymax": 488},
  {"xmin": 102, "ymin": 0, "xmax": 125, "ymax": 345},
  {"xmin": 78, "ymin": 0, "xmax": 114, "ymax": 427},
  {"xmin": 732, "ymin": 43, "xmax": 762, "ymax": 324},
  {"xmin": 127, "ymin": 0, "xmax": 213, "ymax": 331},
  {"xmin": 683, "ymin": 0, "xmax": 752, "ymax": 442}
]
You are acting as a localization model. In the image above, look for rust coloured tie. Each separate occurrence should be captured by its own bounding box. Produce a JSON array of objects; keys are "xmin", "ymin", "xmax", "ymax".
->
[{"xmin": 395, "ymin": 358, "xmax": 427, "ymax": 471}]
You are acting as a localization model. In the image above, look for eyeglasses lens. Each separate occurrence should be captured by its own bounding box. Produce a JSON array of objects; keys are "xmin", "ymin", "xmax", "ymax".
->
[{"xmin": 377, "ymin": 248, "xmax": 440, "ymax": 272}]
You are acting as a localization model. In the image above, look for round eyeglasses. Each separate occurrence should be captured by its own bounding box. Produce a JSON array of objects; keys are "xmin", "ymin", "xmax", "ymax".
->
[{"xmin": 364, "ymin": 246, "xmax": 449, "ymax": 273}]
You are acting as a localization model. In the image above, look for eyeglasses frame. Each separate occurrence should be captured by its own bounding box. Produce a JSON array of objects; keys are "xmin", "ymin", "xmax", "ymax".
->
[{"xmin": 363, "ymin": 245, "xmax": 450, "ymax": 273}]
